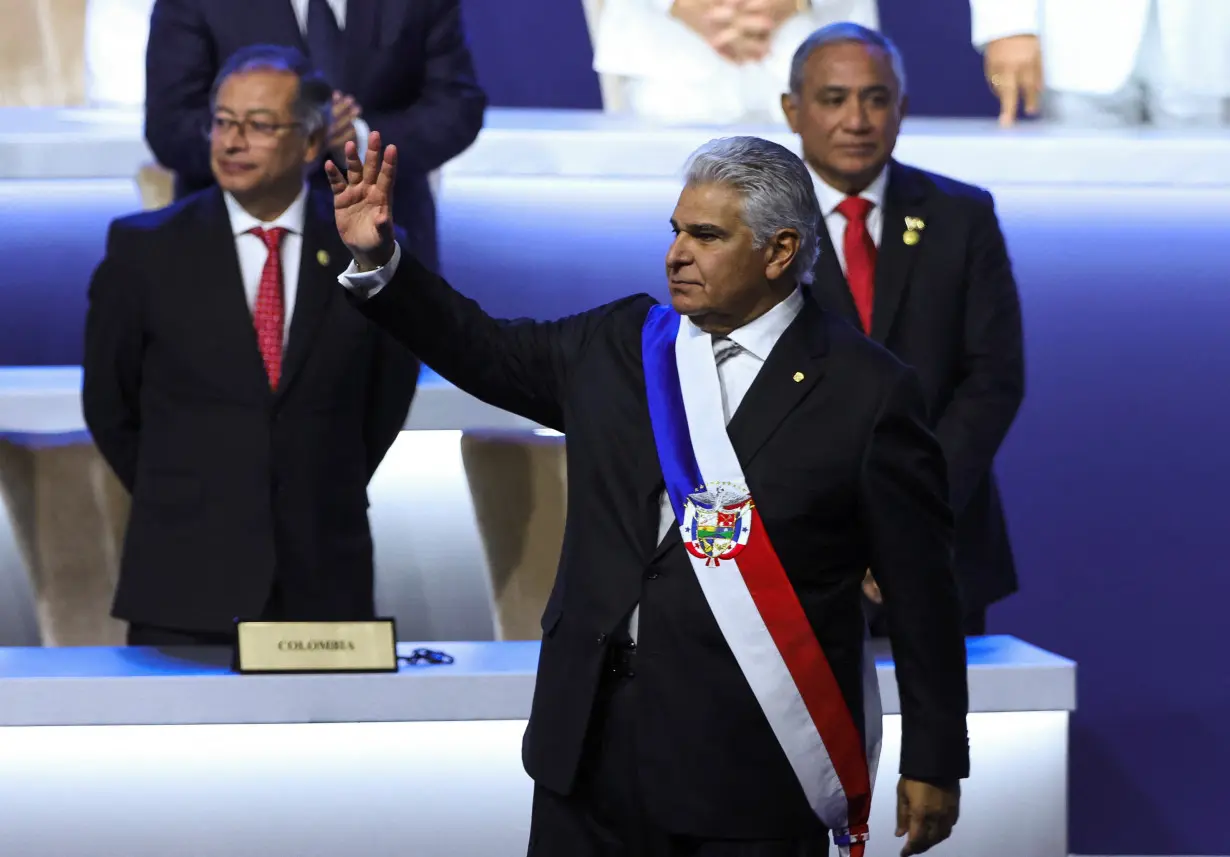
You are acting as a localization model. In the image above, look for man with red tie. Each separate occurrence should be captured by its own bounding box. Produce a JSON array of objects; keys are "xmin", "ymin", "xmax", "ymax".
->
[
  {"xmin": 83, "ymin": 45, "xmax": 418, "ymax": 646},
  {"xmin": 782, "ymin": 23, "xmax": 1026, "ymax": 637}
]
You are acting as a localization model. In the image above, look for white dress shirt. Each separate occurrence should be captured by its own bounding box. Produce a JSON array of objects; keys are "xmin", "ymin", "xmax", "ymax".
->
[
  {"xmin": 338, "ymin": 254, "xmax": 804, "ymax": 643},
  {"xmin": 224, "ymin": 185, "xmax": 310, "ymax": 342},
  {"xmin": 810, "ymin": 164, "xmax": 889, "ymax": 276}
]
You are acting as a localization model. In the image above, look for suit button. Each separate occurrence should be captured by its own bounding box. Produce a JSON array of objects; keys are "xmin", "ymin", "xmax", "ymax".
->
[
  {"xmin": 647, "ymin": 572, "xmax": 659, "ymax": 580},
  {"xmin": 596, "ymin": 633, "xmax": 608, "ymax": 645}
]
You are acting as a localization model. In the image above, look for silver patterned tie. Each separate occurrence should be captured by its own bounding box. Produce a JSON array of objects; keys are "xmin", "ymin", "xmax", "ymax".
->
[{"xmin": 713, "ymin": 336, "xmax": 743, "ymax": 367}]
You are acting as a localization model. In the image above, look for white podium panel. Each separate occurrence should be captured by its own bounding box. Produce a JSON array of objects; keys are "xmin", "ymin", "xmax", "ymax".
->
[{"xmin": 0, "ymin": 636, "xmax": 1075, "ymax": 857}]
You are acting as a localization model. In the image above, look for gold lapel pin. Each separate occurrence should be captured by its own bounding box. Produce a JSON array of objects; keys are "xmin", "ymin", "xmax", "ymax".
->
[
  {"xmin": 903, "ymin": 216, "xmax": 924, "ymax": 246},
  {"xmin": 792, "ymin": 372, "xmax": 804, "ymax": 382},
  {"xmin": 316, "ymin": 249, "xmax": 331, "ymax": 266}
]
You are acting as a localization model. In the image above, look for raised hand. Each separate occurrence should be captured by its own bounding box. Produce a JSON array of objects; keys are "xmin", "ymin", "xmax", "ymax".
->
[{"xmin": 324, "ymin": 131, "xmax": 397, "ymax": 271}]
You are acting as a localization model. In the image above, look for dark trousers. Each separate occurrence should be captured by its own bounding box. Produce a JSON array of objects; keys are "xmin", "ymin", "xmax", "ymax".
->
[
  {"xmin": 865, "ymin": 602, "xmax": 987, "ymax": 639},
  {"xmin": 527, "ymin": 646, "xmax": 829, "ymax": 857},
  {"xmin": 126, "ymin": 580, "xmax": 291, "ymax": 647}
]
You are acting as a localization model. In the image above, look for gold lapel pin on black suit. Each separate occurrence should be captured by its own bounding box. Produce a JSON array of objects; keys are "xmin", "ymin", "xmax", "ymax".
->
[
  {"xmin": 903, "ymin": 216, "xmax": 925, "ymax": 246},
  {"xmin": 793, "ymin": 372, "xmax": 804, "ymax": 382},
  {"xmin": 316, "ymin": 249, "xmax": 330, "ymax": 266}
]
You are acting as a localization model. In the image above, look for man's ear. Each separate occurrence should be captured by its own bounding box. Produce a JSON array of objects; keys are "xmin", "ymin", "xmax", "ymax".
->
[
  {"xmin": 781, "ymin": 92, "xmax": 801, "ymax": 133},
  {"xmin": 764, "ymin": 228, "xmax": 801, "ymax": 282}
]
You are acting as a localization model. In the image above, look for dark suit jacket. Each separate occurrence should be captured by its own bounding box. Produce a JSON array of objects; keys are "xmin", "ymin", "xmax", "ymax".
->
[
  {"xmin": 812, "ymin": 160, "xmax": 1025, "ymax": 614},
  {"xmin": 351, "ymin": 251, "xmax": 970, "ymax": 839},
  {"xmin": 143, "ymin": 0, "xmax": 487, "ymax": 273},
  {"xmin": 82, "ymin": 188, "xmax": 419, "ymax": 634}
]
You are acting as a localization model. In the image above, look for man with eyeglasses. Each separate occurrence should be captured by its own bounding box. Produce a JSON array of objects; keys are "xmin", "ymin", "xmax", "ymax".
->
[
  {"xmin": 82, "ymin": 45, "xmax": 419, "ymax": 646},
  {"xmin": 142, "ymin": 0, "xmax": 486, "ymax": 275}
]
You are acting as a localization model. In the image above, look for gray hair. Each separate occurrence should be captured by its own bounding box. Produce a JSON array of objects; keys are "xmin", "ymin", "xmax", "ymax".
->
[
  {"xmin": 209, "ymin": 44, "xmax": 332, "ymax": 138},
  {"xmin": 683, "ymin": 136, "xmax": 821, "ymax": 286},
  {"xmin": 788, "ymin": 23, "xmax": 908, "ymax": 103}
]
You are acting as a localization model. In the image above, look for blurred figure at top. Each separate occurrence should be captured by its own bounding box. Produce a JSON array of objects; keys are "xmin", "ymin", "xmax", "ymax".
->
[
  {"xmin": 83, "ymin": 0, "xmax": 155, "ymax": 108},
  {"xmin": 972, "ymin": 0, "xmax": 1230, "ymax": 128},
  {"xmin": 590, "ymin": 0, "xmax": 877, "ymax": 124}
]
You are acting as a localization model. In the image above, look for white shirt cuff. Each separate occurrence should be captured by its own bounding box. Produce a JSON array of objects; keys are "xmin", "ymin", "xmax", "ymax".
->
[
  {"xmin": 652, "ymin": 0, "xmax": 675, "ymax": 13},
  {"xmin": 969, "ymin": 0, "xmax": 1040, "ymax": 49},
  {"xmin": 338, "ymin": 241, "xmax": 401, "ymax": 299}
]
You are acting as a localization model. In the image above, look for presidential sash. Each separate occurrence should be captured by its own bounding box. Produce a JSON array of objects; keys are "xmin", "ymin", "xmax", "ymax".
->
[{"xmin": 641, "ymin": 304, "xmax": 883, "ymax": 857}]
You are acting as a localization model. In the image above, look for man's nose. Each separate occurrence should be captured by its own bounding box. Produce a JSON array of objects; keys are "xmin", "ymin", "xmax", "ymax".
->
[
  {"xmin": 666, "ymin": 235, "xmax": 691, "ymax": 268},
  {"xmin": 837, "ymin": 98, "xmax": 873, "ymax": 132}
]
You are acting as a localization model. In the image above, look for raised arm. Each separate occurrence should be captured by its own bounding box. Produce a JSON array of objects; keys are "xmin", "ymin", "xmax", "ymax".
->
[{"xmin": 328, "ymin": 133, "xmax": 640, "ymax": 431}]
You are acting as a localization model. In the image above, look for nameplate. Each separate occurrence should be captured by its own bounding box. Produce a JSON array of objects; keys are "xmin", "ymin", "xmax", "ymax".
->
[{"xmin": 235, "ymin": 620, "xmax": 398, "ymax": 674}]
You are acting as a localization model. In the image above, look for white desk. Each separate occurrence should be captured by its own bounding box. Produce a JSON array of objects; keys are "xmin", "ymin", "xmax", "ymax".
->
[
  {"xmin": 0, "ymin": 635, "xmax": 1075, "ymax": 857},
  {"xmin": 2, "ymin": 106, "xmax": 1229, "ymax": 187}
]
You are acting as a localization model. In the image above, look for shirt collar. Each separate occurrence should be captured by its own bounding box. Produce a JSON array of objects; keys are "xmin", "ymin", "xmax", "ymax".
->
[
  {"xmin": 682, "ymin": 287, "xmax": 804, "ymax": 361},
  {"xmin": 223, "ymin": 184, "xmax": 309, "ymax": 237},
  {"xmin": 809, "ymin": 163, "xmax": 890, "ymax": 219}
]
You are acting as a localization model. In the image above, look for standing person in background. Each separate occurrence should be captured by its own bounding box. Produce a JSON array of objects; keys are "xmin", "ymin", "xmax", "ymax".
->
[
  {"xmin": 84, "ymin": 46, "xmax": 418, "ymax": 645},
  {"xmin": 591, "ymin": 0, "xmax": 878, "ymax": 123},
  {"xmin": 972, "ymin": 0, "xmax": 1230, "ymax": 128},
  {"xmin": 143, "ymin": 0, "xmax": 487, "ymax": 273},
  {"xmin": 782, "ymin": 23, "xmax": 1026, "ymax": 636}
]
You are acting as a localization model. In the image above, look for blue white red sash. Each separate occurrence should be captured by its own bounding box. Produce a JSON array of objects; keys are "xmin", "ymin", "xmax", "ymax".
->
[{"xmin": 641, "ymin": 304, "xmax": 883, "ymax": 857}]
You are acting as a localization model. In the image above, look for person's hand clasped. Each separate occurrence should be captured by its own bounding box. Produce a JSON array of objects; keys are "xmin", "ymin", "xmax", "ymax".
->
[
  {"xmin": 896, "ymin": 777, "xmax": 960, "ymax": 856},
  {"xmin": 327, "ymin": 91, "xmax": 362, "ymax": 153},
  {"xmin": 674, "ymin": 0, "xmax": 799, "ymax": 64},
  {"xmin": 324, "ymin": 131, "xmax": 397, "ymax": 272}
]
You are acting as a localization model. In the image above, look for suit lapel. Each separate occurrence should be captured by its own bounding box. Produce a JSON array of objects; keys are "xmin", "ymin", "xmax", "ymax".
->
[
  {"xmin": 277, "ymin": 190, "xmax": 343, "ymax": 398},
  {"xmin": 187, "ymin": 191, "xmax": 272, "ymax": 399},
  {"xmin": 813, "ymin": 219, "xmax": 861, "ymax": 326},
  {"xmin": 725, "ymin": 300, "xmax": 829, "ymax": 470},
  {"xmin": 869, "ymin": 161, "xmax": 928, "ymax": 343}
]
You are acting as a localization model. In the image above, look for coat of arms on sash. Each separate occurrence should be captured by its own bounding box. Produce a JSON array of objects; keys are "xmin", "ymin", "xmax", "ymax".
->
[{"xmin": 680, "ymin": 482, "xmax": 754, "ymax": 566}]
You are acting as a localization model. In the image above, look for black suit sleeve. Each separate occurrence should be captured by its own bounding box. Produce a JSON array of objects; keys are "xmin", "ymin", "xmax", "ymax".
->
[
  {"xmin": 363, "ymin": 0, "xmax": 486, "ymax": 174},
  {"xmin": 82, "ymin": 226, "xmax": 147, "ymax": 493},
  {"xmin": 143, "ymin": 0, "xmax": 216, "ymax": 188},
  {"xmin": 362, "ymin": 331, "xmax": 419, "ymax": 480},
  {"xmin": 934, "ymin": 193, "xmax": 1025, "ymax": 514},
  {"xmin": 352, "ymin": 246, "xmax": 639, "ymax": 433},
  {"xmin": 859, "ymin": 366, "xmax": 969, "ymax": 781}
]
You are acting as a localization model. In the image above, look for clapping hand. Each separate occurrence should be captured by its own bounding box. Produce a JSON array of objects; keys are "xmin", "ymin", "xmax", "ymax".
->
[
  {"xmin": 674, "ymin": 0, "xmax": 801, "ymax": 64},
  {"xmin": 327, "ymin": 91, "xmax": 362, "ymax": 154},
  {"xmin": 324, "ymin": 131, "xmax": 396, "ymax": 272}
]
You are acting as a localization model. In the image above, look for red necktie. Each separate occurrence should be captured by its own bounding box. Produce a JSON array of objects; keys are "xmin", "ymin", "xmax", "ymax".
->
[
  {"xmin": 249, "ymin": 226, "xmax": 287, "ymax": 390},
  {"xmin": 836, "ymin": 196, "xmax": 877, "ymax": 334}
]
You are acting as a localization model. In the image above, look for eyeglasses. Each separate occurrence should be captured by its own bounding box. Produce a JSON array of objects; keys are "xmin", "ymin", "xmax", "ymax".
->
[{"xmin": 208, "ymin": 115, "xmax": 302, "ymax": 144}]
